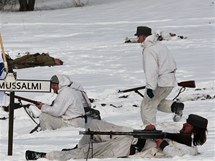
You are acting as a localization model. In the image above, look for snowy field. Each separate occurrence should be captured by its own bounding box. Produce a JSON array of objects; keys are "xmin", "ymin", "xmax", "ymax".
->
[{"xmin": 0, "ymin": 0, "xmax": 215, "ymax": 161}]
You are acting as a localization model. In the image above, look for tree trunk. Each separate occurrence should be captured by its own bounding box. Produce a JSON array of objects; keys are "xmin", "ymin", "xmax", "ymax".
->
[
  {"xmin": 19, "ymin": 0, "xmax": 27, "ymax": 11},
  {"xmin": 19, "ymin": 0, "xmax": 35, "ymax": 11},
  {"xmin": 27, "ymin": 0, "xmax": 35, "ymax": 11}
]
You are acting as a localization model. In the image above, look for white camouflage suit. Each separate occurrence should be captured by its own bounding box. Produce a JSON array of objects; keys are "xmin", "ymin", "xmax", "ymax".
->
[
  {"xmin": 39, "ymin": 74, "xmax": 86, "ymax": 130},
  {"xmin": 141, "ymin": 34, "xmax": 177, "ymax": 125},
  {"xmin": 131, "ymin": 139, "xmax": 198, "ymax": 158},
  {"xmin": 45, "ymin": 119, "xmax": 199, "ymax": 160},
  {"xmin": 46, "ymin": 118, "xmax": 134, "ymax": 160},
  {"xmin": 69, "ymin": 81, "xmax": 92, "ymax": 109}
]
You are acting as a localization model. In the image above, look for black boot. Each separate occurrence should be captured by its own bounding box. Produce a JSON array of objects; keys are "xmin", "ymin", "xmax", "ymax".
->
[
  {"xmin": 171, "ymin": 102, "xmax": 184, "ymax": 115},
  {"xmin": 171, "ymin": 102, "xmax": 184, "ymax": 122},
  {"xmin": 62, "ymin": 144, "xmax": 78, "ymax": 151},
  {"xmin": 25, "ymin": 150, "xmax": 46, "ymax": 160}
]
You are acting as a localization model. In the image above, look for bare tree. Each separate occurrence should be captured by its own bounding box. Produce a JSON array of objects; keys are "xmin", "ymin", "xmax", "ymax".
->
[
  {"xmin": 74, "ymin": 0, "xmax": 89, "ymax": 7},
  {"xmin": 0, "ymin": 0, "xmax": 17, "ymax": 11},
  {"xmin": 0, "ymin": 0, "xmax": 90, "ymax": 11}
]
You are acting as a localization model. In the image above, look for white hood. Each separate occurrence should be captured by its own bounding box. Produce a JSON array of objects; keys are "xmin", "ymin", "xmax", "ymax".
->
[
  {"xmin": 56, "ymin": 74, "xmax": 84, "ymax": 92},
  {"xmin": 141, "ymin": 34, "xmax": 159, "ymax": 49},
  {"xmin": 56, "ymin": 74, "xmax": 72, "ymax": 90}
]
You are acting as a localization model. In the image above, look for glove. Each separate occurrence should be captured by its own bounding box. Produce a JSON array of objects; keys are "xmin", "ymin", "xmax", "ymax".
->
[
  {"xmin": 144, "ymin": 124, "xmax": 156, "ymax": 131},
  {"xmin": 147, "ymin": 89, "xmax": 154, "ymax": 98}
]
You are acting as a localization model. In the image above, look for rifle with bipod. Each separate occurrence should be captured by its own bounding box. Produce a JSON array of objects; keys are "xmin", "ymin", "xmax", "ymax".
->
[
  {"xmin": 80, "ymin": 129, "xmax": 164, "ymax": 139},
  {"xmin": 80, "ymin": 129, "xmax": 164, "ymax": 158}
]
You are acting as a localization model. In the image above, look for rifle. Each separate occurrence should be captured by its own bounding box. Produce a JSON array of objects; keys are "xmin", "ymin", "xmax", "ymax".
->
[
  {"xmin": 80, "ymin": 129, "xmax": 164, "ymax": 139},
  {"xmin": 6, "ymin": 93, "xmax": 39, "ymax": 105},
  {"xmin": 80, "ymin": 129, "xmax": 164, "ymax": 159},
  {"xmin": 5, "ymin": 93, "xmax": 40, "ymax": 133},
  {"xmin": 118, "ymin": 80, "xmax": 195, "ymax": 98},
  {"xmin": 118, "ymin": 80, "xmax": 195, "ymax": 93}
]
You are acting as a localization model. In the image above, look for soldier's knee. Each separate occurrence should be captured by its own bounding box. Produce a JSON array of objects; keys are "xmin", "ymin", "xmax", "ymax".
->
[{"xmin": 39, "ymin": 113, "xmax": 52, "ymax": 130}]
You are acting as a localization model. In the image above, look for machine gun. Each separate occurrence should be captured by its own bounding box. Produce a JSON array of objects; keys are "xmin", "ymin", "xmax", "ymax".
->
[
  {"xmin": 80, "ymin": 129, "xmax": 164, "ymax": 139},
  {"xmin": 80, "ymin": 129, "xmax": 165, "ymax": 158},
  {"xmin": 118, "ymin": 80, "xmax": 196, "ymax": 99}
]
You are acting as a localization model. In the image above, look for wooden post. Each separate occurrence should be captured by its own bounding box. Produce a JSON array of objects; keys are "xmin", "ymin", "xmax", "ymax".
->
[
  {"xmin": 8, "ymin": 91, "xmax": 15, "ymax": 155},
  {"xmin": 7, "ymin": 67, "xmax": 16, "ymax": 156},
  {"xmin": 0, "ymin": 33, "xmax": 8, "ymax": 73}
]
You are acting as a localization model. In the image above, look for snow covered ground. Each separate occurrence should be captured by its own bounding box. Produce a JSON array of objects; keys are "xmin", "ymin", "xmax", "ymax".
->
[{"xmin": 0, "ymin": 0, "xmax": 215, "ymax": 160}]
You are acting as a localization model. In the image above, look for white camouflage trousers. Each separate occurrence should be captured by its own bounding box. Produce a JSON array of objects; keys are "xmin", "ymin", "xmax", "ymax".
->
[
  {"xmin": 140, "ymin": 87, "xmax": 174, "ymax": 125},
  {"xmin": 46, "ymin": 119, "xmax": 134, "ymax": 160},
  {"xmin": 39, "ymin": 113, "xmax": 85, "ymax": 130}
]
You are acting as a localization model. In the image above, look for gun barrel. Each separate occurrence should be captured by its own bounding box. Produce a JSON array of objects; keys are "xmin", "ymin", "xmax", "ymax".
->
[
  {"xmin": 6, "ymin": 93, "xmax": 38, "ymax": 105},
  {"xmin": 79, "ymin": 130, "xmax": 163, "ymax": 139},
  {"xmin": 16, "ymin": 95, "xmax": 38, "ymax": 104},
  {"xmin": 118, "ymin": 86, "xmax": 146, "ymax": 93}
]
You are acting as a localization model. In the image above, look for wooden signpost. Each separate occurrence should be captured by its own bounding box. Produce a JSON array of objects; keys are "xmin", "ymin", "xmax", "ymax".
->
[
  {"xmin": 0, "ymin": 33, "xmax": 51, "ymax": 155},
  {"xmin": 1, "ymin": 71, "xmax": 51, "ymax": 156}
]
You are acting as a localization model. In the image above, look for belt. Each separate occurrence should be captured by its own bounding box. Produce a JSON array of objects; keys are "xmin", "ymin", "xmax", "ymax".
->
[
  {"xmin": 170, "ymin": 70, "xmax": 175, "ymax": 73},
  {"xmin": 159, "ymin": 70, "xmax": 176, "ymax": 77}
]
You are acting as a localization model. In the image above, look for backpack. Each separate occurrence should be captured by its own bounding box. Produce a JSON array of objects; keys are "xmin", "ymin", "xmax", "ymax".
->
[
  {"xmin": 84, "ymin": 107, "xmax": 101, "ymax": 120},
  {"xmin": 68, "ymin": 83, "xmax": 101, "ymax": 120}
]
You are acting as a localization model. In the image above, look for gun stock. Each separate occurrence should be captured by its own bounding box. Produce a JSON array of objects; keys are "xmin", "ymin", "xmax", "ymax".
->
[
  {"xmin": 177, "ymin": 80, "xmax": 195, "ymax": 88},
  {"xmin": 6, "ymin": 93, "xmax": 39, "ymax": 105}
]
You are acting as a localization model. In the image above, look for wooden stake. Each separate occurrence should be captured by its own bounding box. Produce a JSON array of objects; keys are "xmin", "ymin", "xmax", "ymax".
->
[{"xmin": 0, "ymin": 33, "xmax": 9, "ymax": 73}]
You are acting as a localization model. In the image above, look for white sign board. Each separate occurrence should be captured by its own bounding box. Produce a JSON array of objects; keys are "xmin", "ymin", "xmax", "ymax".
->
[{"xmin": 0, "ymin": 79, "xmax": 51, "ymax": 92}]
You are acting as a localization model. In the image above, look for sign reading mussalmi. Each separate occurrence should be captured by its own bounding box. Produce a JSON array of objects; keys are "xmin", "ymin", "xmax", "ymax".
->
[{"xmin": 0, "ymin": 79, "xmax": 51, "ymax": 92}]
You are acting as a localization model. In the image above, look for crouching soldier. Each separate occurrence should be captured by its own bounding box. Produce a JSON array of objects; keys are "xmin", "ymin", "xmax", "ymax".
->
[
  {"xmin": 35, "ymin": 74, "xmax": 100, "ymax": 131},
  {"xmin": 25, "ymin": 114, "xmax": 208, "ymax": 160}
]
